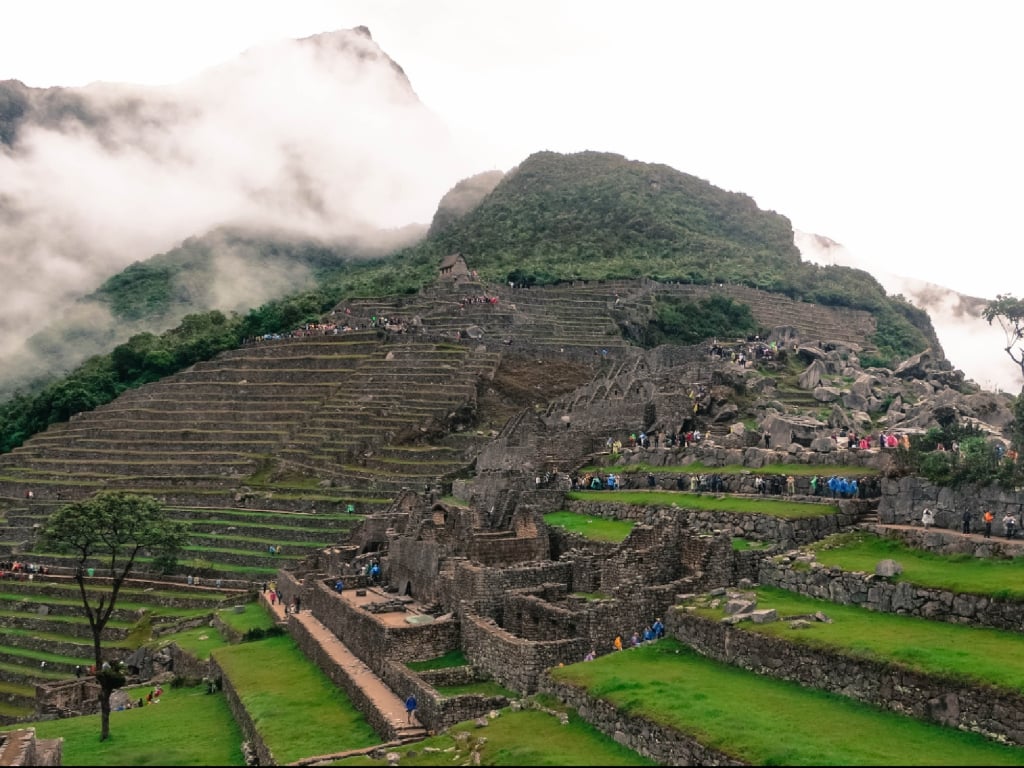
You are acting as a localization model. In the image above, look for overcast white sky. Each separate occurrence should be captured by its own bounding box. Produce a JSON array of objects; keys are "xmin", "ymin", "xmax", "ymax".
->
[
  {"xmin": 2, "ymin": 0, "xmax": 1020, "ymax": 297},
  {"xmin": 1, "ymin": 1, "xmax": 1022, "ymax": 392}
]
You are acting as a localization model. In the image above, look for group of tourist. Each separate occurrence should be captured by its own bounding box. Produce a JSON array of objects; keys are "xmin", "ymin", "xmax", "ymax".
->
[
  {"xmin": 709, "ymin": 337, "xmax": 783, "ymax": 365},
  {"xmin": 605, "ymin": 427, "xmax": 706, "ymax": 454},
  {"xmin": 603, "ymin": 617, "xmax": 667, "ymax": 658},
  {"xmin": 573, "ymin": 472, "xmax": 621, "ymax": 491},
  {"xmin": 951, "ymin": 509, "xmax": 1024, "ymax": 539},
  {"xmin": 1, "ymin": 560, "xmax": 49, "ymax": 579}
]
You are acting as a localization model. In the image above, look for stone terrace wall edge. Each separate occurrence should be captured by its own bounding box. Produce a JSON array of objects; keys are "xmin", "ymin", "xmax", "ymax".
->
[
  {"xmin": 671, "ymin": 610, "xmax": 1024, "ymax": 746},
  {"xmin": 538, "ymin": 676, "xmax": 744, "ymax": 766},
  {"xmin": 210, "ymin": 655, "xmax": 273, "ymax": 767},
  {"xmin": 758, "ymin": 556, "xmax": 1024, "ymax": 631}
]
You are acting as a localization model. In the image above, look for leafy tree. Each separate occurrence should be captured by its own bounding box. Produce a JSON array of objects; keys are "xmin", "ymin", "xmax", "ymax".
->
[
  {"xmin": 983, "ymin": 294, "xmax": 1024, "ymax": 387},
  {"xmin": 39, "ymin": 491, "xmax": 188, "ymax": 741}
]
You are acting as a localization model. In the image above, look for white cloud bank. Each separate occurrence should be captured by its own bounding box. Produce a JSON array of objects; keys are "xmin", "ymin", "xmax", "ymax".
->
[
  {"xmin": 795, "ymin": 231, "xmax": 1024, "ymax": 395},
  {"xmin": 0, "ymin": 28, "xmax": 477, "ymax": 361}
]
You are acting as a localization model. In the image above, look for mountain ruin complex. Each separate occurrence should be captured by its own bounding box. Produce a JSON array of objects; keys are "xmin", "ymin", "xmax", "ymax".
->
[{"xmin": 0, "ymin": 261, "xmax": 1021, "ymax": 764}]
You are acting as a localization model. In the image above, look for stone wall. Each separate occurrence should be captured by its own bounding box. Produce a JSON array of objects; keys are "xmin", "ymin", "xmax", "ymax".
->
[
  {"xmin": 538, "ymin": 677, "xmax": 742, "ymax": 766},
  {"xmin": 440, "ymin": 560, "xmax": 575, "ymax": 622},
  {"xmin": 878, "ymin": 476, "xmax": 1024, "ymax": 533},
  {"xmin": 877, "ymin": 525, "xmax": 1024, "ymax": 559},
  {"xmin": 387, "ymin": 537, "xmax": 443, "ymax": 604},
  {"xmin": 671, "ymin": 610, "xmax": 1024, "ymax": 745},
  {"xmin": 459, "ymin": 610, "xmax": 582, "ymax": 694},
  {"xmin": 167, "ymin": 643, "xmax": 215, "ymax": 682},
  {"xmin": 210, "ymin": 655, "xmax": 273, "ymax": 767},
  {"xmin": 306, "ymin": 580, "xmax": 460, "ymax": 674},
  {"xmin": 610, "ymin": 442, "xmax": 888, "ymax": 472},
  {"xmin": 0, "ymin": 728, "xmax": 62, "ymax": 767},
  {"xmin": 383, "ymin": 661, "xmax": 509, "ymax": 734},
  {"xmin": 758, "ymin": 552, "xmax": 1024, "ymax": 631},
  {"xmin": 33, "ymin": 679, "xmax": 99, "ymax": 719},
  {"xmin": 564, "ymin": 499, "xmax": 862, "ymax": 548},
  {"xmin": 290, "ymin": 618, "xmax": 402, "ymax": 741}
]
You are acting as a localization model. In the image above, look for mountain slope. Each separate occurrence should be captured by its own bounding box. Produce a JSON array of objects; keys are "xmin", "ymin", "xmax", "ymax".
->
[
  {"xmin": 393, "ymin": 151, "xmax": 937, "ymax": 361},
  {"xmin": 0, "ymin": 25, "xmax": 457, "ymax": 397},
  {"xmin": 414, "ymin": 150, "xmax": 802, "ymax": 283}
]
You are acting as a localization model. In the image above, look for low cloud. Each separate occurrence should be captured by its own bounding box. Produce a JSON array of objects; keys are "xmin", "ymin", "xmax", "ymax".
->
[
  {"xmin": 0, "ymin": 28, "xmax": 473, "ymax": 387},
  {"xmin": 794, "ymin": 231, "xmax": 1024, "ymax": 395}
]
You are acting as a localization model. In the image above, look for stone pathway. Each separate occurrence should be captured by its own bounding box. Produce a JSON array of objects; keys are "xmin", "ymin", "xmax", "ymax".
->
[{"xmin": 259, "ymin": 590, "xmax": 427, "ymax": 757}]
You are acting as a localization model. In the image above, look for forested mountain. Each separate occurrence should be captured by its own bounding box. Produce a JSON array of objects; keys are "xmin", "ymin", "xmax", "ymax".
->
[
  {"xmin": 392, "ymin": 151, "xmax": 937, "ymax": 357},
  {"xmin": 0, "ymin": 27, "xmax": 944, "ymax": 451}
]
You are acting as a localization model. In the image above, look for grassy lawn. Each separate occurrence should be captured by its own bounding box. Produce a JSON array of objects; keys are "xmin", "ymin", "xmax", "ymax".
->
[
  {"xmin": 1, "ymin": 683, "xmax": 245, "ymax": 766},
  {"xmin": 158, "ymin": 602, "xmax": 277, "ymax": 660},
  {"xmin": 809, "ymin": 531, "xmax": 1024, "ymax": 598},
  {"xmin": 407, "ymin": 649, "xmax": 468, "ymax": 671},
  {"xmin": 567, "ymin": 490, "xmax": 837, "ymax": 518},
  {"xmin": 687, "ymin": 585, "xmax": 1024, "ymax": 693},
  {"xmin": 214, "ymin": 633, "xmax": 379, "ymax": 763},
  {"xmin": 543, "ymin": 511, "xmax": 635, "ymax": 543},
  {"xmin": 435, "ymin": 680, "xmax": 517, "ymax": 698},
  {"xmin": 732, "ymin": 537, "xmax": 773, "ymax": 551},
  {"xmin": 550, "ymin": 639, "xmax": 1024, "ymax": 765},
  {"xmin": 330, "ymin": 696, "xmax": 654, "ymax": 766}
]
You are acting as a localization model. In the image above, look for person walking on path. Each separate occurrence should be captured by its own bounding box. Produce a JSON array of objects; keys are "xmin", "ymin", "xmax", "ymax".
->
[
  {"xmin": 984, "ymin": 510, "xmax": 994, "ymax": 538},
  {"xmin": 405, "ymin": 693, "xmax": 417, "ymax": 724},
  {"xmin": 961, "ymin": 509, "xmax": 972, "ymax": 535},
  {"xmin": 921, "ymin": 508, "xmax": 935, "ymax": 530}
]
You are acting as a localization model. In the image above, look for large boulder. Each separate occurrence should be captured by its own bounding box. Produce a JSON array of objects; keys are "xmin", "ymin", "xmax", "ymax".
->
[
  {"xmin": 798, "ymin": 359, "xmax": 828, "ymax": 390},
  {"xmin": 893, "ymin": 349, "xmax": 933, "ymax": 380},
  {"xmin": 813, "ymin": 386, "xmax": 841, "ymax": 402}
]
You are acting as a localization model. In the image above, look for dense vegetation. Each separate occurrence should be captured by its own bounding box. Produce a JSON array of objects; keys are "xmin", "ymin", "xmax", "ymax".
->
[
  {"xmin": 642, "ymin": 294, "xmax": 758, "ymax": 346},
  {"xmin": 896, "ymin": 419, "xmax": 1024, "ymax": 489},
  {"xmin": 0, "ymin": 150, "xmax": 941, "ymax": 452}
]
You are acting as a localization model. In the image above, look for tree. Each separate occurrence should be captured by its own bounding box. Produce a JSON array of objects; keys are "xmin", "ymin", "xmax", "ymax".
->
[
  {"xmin": 982, "ymin": 293, "xmax": 1024, "ymax": 386},
  {"xmin": 40, "ymin": 491, "xmax": 188, "ymax": 741}
]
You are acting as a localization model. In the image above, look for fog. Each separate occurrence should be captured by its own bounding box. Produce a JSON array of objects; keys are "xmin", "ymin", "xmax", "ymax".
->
[
  {"xmin": 0, "ymin": 28, "xmax": 475, "ymax": 386},
  {"xmin": 795, "ymin": 231, "xmax": 1023, "ymax": 395}
]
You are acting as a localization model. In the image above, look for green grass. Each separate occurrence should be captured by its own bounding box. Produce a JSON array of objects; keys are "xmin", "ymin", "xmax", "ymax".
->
[
  {"xmin": 214, "ymin": 633, "xmax": 379, "ymax": 763},
  {"xmin": 551, "ymin": 639, "xmax": 1024, "ymax": 765},
  {"xmin": 155, "ymin": 602, "xmax": 276, "ymax": 660},
  {"xmin": 330, "ymin": 698, "xmax": 655, "ymax": 766},
  {"xmin": 689, "ymin": 585, "xmax": 1024, "ymax": 692},
  {"xmin": 731, "ymin": 537, "xmax": 772, "ymax": 551},
  {"xmin": 543, "ymin": 511, "xmax": 635, "ymax": 543},
  {"xmin": 566, "ymin": 490, "xmax": 837, "ymax": 518},
  {"xmin": 407, "ymin": 649, "xmax": 468, "ymax": 671},
  {"xmin": 435, "ymin": 680, "xmax": 517, "ymax": 698},
  {"xmin": 1, "ymin": 683, "xmax": 245, "ymax": 766},
  {"xmin": 810, "ymin": 530, "xmax": 1024, "ymax": 598}
]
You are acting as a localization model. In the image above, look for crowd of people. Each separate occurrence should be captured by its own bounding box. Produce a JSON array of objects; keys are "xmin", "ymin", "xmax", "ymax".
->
[
  {"xmin": 1, "ymin": 560, "xmax": 49, "ymax": 580},
  {"xmin": 594, "ymin": 617, "xmax": 667, "ymax": 661}
]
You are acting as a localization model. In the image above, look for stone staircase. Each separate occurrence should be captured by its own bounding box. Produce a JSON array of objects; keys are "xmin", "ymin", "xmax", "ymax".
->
[{"xmin": 275, "ymin": 599, "xmax": 428, "ymax": 744}]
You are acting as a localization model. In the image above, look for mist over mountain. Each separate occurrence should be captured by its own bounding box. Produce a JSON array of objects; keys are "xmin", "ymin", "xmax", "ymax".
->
[
  {"xmin": 0, "ymin": 26, "xmax": 467, "ymax": 394},
  {"xmin": 0, "ymin": 26, "xmax": 1011, "ymax": 409},
  {"xmin": 794, "ymin": 231, "xmax": 1022, "ymax": 395}
]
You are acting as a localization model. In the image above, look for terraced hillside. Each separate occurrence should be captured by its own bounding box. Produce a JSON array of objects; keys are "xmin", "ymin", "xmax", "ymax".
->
[{"xmin": 0, "ymin": 270, "xmax": 1013, "ymax": 753}]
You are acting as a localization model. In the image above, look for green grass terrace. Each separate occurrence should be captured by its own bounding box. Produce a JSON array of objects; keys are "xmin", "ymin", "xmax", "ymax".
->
[
  {"xmin": 566, "ymin": 489, "xmax": 839, "ymax": 518},
  {"xmin": 549, "ymin": 638, "xmax": 1024, "ymax": 765},
  {"xmin": 806, "ymin": 530, "xmax": 1024, "ymax": 599},
  {"xmin": 685, "ymin": 585, "xmax": 1024, "ymax": 694}
]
